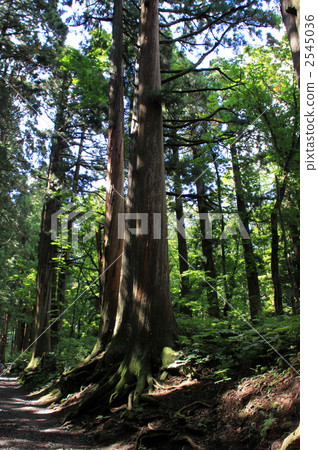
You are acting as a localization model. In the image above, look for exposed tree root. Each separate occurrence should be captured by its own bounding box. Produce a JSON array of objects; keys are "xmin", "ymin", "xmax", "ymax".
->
[
  {"xmin": 59, "ymin": 338, "xmax": 127, "ymax": 398},
  {"xmin": 281, "ymin": 424, "xmax": 300, "ymax": 450},
  {"xmin": 62, "ymin": 350, "xmax": 160, "ymax": 422},
  {"xmin": 59, "ymin": 340, "xmax": 178, "ymax": 423},
  {"xmin": 135, "ymin": 430, "xmax": 203, "ymax": 449},
  {"xmin": 59, "ymin": 353, "xmax": 103, "ymax": 396},
  {"xmin": 174, "ymin": 401, "xmax": 211, "ymax": 420}
]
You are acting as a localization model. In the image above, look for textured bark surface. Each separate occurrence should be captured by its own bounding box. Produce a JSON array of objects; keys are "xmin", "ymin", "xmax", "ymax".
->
[
  {"xmin": 129, "ymin": 0, "xmax": 176, "ymax": 362},
  {"xmin": 280, "ymin": 0, "xmax": 300, "ymax": 88},
  {"xmin": 94, "ymin": 0, "xmax": 125, "ymax": 353},
  {"xmin": 62, "ymin": 0, "xmax": 176, "ymax": 415}
]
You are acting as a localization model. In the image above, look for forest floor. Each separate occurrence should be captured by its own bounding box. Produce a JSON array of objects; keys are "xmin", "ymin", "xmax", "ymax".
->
[
  {"xmin": 75, "ymin": 368, "xmax": 299, "ymax": 449},
  {"xmin": 0, "ymin": 365, "xmax": 299, "ymax": 449}
]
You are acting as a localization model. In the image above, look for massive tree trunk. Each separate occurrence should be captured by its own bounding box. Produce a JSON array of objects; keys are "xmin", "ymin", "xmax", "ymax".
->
[
  {"xmin": 126, "ymin": 0, "xmax": 176, "ymax": 372},
  {"xmin": 61, "ymin": 3, "xmax": 131, "ymax": 390},
  {"xmin": 280, "ymin": 0, "xmax": 300, "ymax": 88},
  {"xmin": 67, "ymin": 0, "xmax": 176, "ymax": 416},
  {"xmin": 230, "ymin": 144, "xmax": 262, "ymax": 320},
  {"xmin": 93, "ymin": 0, "xmax": 125, "ymax": 354},
  {"xmin": 193, "ymin": 148, "xmax": 219, "ymax": 318}
]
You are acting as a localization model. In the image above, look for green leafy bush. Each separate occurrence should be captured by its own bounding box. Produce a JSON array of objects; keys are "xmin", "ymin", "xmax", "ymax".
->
[{"xmin": 176, "ymin": 314, "xmax": 299, "ymax": 380}]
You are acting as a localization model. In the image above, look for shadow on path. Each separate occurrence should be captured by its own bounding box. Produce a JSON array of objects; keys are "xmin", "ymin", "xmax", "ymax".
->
[{"xmin": 0, "ymin": 376, "xmax": 95, "ymax": 449}]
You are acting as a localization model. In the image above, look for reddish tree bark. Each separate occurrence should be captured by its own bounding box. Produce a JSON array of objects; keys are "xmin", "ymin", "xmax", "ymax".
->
[
  {"xmin": 92, "ymin": 0, "xmax": 125, "ymax": 354},
  {"xmin": 280, "ymin": 0, "xmax": 300, "ymax": 88}
]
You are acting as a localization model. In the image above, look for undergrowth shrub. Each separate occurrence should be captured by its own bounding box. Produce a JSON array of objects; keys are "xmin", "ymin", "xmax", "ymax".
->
[{"xmin": 175, "ymin": 314, "xmax": 299, "ymax": 381}]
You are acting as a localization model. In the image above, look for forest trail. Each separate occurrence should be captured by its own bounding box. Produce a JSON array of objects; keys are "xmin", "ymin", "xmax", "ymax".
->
[{"xmin": 0, "ymin": 376, "xmax": 94, "ymax": 449}]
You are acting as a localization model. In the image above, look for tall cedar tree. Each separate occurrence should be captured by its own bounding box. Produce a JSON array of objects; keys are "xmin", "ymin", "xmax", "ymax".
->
[
  {"xmin": 93, "ymin": 0, "xmax": 125, "ymax": 355},
  {"xmin": 67, "ymin": 0, "xmax": 176, "ymax": 415}
]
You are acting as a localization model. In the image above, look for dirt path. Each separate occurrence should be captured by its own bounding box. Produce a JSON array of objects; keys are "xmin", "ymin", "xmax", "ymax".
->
[{"xmin": 0, "ymin": 376, "xmax": 96, "ymax": 449}]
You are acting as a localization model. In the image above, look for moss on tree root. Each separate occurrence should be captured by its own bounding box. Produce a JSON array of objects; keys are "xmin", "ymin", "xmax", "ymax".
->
[
  {"xmin": 59, "ymin": 338, "xmax": 127, "ymax": 397},
  {"xmin": 67, "ymin": 362, "xmax": 150, "ymax": 419},
  {"xmin": 63, "ymin": 347, "xmax": 177, "ymax": 420}
]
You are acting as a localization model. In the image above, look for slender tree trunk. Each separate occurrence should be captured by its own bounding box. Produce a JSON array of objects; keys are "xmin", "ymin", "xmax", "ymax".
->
[
  {"xmin": 271, "ymin": 210, "xmax": 283, "ymax": 315},
  {"xmin": 50, "ymin": 268, "xmax": 64, "ymax": 348},
  {"xmin": 276, "ymin": 177, "xmax": 299, "ymax": 313},
  {"xmin": 172, "ymin": 148, "xmax": 191, "ymax": 314},
  {"xmin": 280, "ymin": 0, "xmax": 300, "ymax": 88},
  {"xmin": 92, "ymin": 0, "xmax": 125, "ymax": 355},
  {"xmin": 15, "ymin": 315, "xmax": 28, "ymax": 353},
  {"xmin": 15, "ymin": 321, "xmax": 25, "ymax": 353},
  {"xmin": 193, "ymin": 149, "xmax": 219, "ymax": 318},
  {"xmin": 230, "ymin": 144, "xmax": 262, "ymax": 320},
  {"xmin": 289, "ymin": 220, "xmax": 300, "ymax": 309},
  {"xmin": 51, "ymin": 131, "xmax": 85, "ymax": 350},
  {"xmin": 14, "ymin": 297, "xmax": 26, "ymax": 353},
  {"xmin": 175, "ymin": 195, "xmax": 191, "ymax": 299},
  {"xmin": 73, "ymin": 131, "xmax": 85, "ymax": 193},
  {"xmin": 29, "ymin": 74, "xmax": 69, "ymax": 366},
  {"xmin": 109, "ymin": 33, "xmax": 142, "ymax": 351},
  {"xmin": 285, "ymin": 188, "xmax": 300, "ymax": 310},
  {"xmin": 0, "ymin": 313, "xmax": 10, "ymax": 364},
  {"xmin": 95, "ymin": 223, "xmax": 103, "ymax": 308},
  {"xmin": 31, "ymin": 195, "xmax": 58, "ymax": 360},
  {"xmin": 271, "ymin": 179, "xmax": 287, "ymax": 315},
  {"xmin": 213, "ymin": 157, "xmax": 230, "ymax": 316},
  {"xmin": 24, "ymin": 302, "xmax": 36, "ymax": 351}
]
